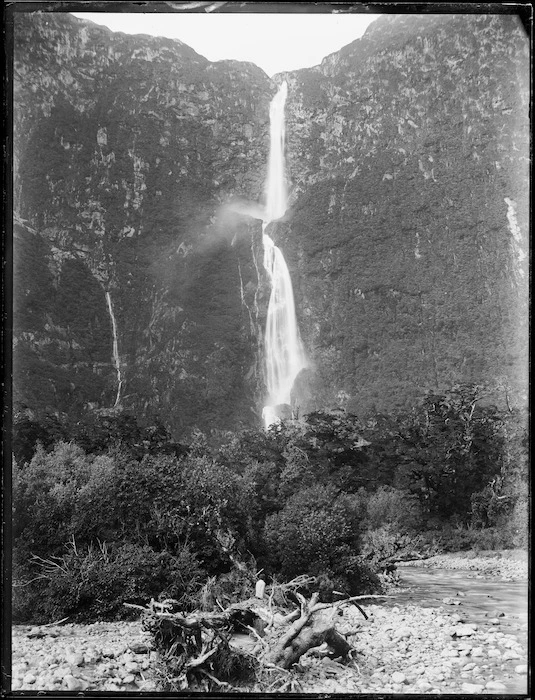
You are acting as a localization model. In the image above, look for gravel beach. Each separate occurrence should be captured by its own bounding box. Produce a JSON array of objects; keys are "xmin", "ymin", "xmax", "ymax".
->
[
  {"xmin": 401, "ymin": 550, "xmax": 529, "ymax": 581},
  {"xmin": 10, "ymin": 551, "xmax": 529, "ymax": 694}
]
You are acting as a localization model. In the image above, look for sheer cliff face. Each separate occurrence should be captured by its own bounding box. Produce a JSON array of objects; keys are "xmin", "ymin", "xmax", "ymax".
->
[
  {"xmin": 13, "ymin": 12, "xmax": 274, "ymax": 433},
  {"xmin": 278, "ymin": 13, "xmax": 529, "ymax": 415},
  {"xmin": 13, "ymin": 12, "xmax": 529, "ymax": 435}
]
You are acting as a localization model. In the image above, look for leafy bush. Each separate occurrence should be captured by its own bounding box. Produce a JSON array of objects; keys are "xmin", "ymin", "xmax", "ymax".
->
[
  {"xmin": 436, "ymin": 523, "xmax": 477, "ymax": 552},
  {"xmin": 13, "ymin": 539, "xmax": 205, "ymax": 624},
  {"xmin": 360, "ymin": 525, "xmax": 405, "ymax": 564},
  {"xmin": 13, "ymin": 439, "xmax": 255, "ymax": 622},
  {"xmin": 12, "ymin": 409, "xmax": 67, "ymax": 465},
  {"xmin": 365, "ymin": 486, "xmax": 424, "ymax": 532},
  {"xmin": 263, "ymin": 485, "xmax": 377, "ymax": 595},
  {"xmin": 12, "ymin": 408, "xmax": 185, "ymax": 466},
  {"xmin": 13, "ymin": 442, "xmax": 94, "ymax": 554}
]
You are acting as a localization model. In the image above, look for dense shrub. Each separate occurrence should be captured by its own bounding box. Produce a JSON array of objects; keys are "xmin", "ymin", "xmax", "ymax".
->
[
  {"xmin": 13, "ymin": 442, "xmax": 94, "ymax": 554},
  {"xmin": 12, "ymin": 409, "xmax": 67, "ymax": 465},
  {"xmin": 360, "ymin": 525, "xmax": 408, "ymax": 563},
  {"xmin": 11, "ymin": 385, "xmax": 528, "ymax": 623},
  {"xmin": 12, "ymin": 408, "xmax": 186, "ymax": 466},
  {"xmin": 263, "ymin": 484, "xmax": 376, "ymax": 595},
  {"xmin": 365, "ymin": 486, "xmax": 424, "ymax": 532},
  {"xmin": 13, "ymin": 539, "xmax": 205, "ymax": 624}
]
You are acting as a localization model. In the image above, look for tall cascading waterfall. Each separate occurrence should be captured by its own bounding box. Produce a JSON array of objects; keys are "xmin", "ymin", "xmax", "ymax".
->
[
  {"xmin": 261, "ymin": 81, "xmax": 307, "ymax": 429},
  {"xmin": 105, "ymin": 291, "xmax": 122, "ymax": 408}
]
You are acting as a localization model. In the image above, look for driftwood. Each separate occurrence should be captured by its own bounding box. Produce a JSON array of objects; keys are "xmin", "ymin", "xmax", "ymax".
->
[
  {"xmin": 265, "ymin": 591, "xmax": 385, "ymax": 669},
  {"xmin": 265, "ymin": 592, "xmax": 349, "ymax": 669},
  {"xmin": 127, "ymin": 587, "xmax": 387, "ymax": 690}
]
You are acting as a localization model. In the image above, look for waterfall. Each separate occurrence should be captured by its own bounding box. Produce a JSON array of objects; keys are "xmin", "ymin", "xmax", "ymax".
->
[
  {"xmin": 105, "ymin": 291, "xmax": 122, "ymax": 408},
  {"xmin": 261, "ymin": 81, "xmax": 307, "ymax": 429}
]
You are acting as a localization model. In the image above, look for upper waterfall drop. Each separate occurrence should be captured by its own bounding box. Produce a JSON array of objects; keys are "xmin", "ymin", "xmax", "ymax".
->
[
  {"xmin": 264, "ymin": 80, "xmax": 288, "ymax": 223},
  {"xmin": 261, "ymin": 81, "xmax": 307, "ymax": 429}
]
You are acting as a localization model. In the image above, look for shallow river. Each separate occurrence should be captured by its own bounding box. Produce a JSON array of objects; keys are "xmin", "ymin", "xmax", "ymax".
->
[{"xmin": 391, "ymin": 567, "xmax": 528, "ymax": 645}]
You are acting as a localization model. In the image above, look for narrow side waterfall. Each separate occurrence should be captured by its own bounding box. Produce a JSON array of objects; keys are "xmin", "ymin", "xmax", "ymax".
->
[
  {"xmin": 262, "ymin": 82, "xmax": 307, "ymax": 429},
  {"xmin": 105, "ymin": 291, "xmax": 122, "ymax": 408}
]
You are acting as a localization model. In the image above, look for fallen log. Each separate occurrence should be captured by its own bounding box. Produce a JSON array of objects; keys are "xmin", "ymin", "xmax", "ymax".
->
[
  {"xmin": 266, "ymin": 608, "xmax": 351, "ymax": 669},
  {"xmin": 264, "ymin": 592, "xmax": 384, "ymax": 670},
  {"xmin": 127, "ymin": 589, "xmax": 387, "ymax": 690}
]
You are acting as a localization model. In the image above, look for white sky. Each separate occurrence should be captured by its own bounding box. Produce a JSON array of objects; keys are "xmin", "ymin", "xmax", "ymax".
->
[{"xmin": 70, "ymin": 11, "xmax": 381, "ymax": 76}]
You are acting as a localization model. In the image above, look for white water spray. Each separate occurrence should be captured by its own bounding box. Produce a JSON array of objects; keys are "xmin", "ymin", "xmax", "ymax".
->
[
  {"xmin": 261, "ymin": 82, "xmax": 307, "ymax": 428},
  {"xmin": 105, "ymin": 291, "xmax": 122, "ymax": 408}
]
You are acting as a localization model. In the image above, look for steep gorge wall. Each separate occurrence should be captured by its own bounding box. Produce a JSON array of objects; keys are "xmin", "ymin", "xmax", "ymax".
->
[
  {"xmin": 13, "ymin": 11, "xmax": 275, "ymax": 434},
  {"xmin": 277, "ymin": 13, "xmax": 529, "ymax": 415},
  {"xmin": 12, "ymin": 11, "xmax": 529, "ymax": 436}
]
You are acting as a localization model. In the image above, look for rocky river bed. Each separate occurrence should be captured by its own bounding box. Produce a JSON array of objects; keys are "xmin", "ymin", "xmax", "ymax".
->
[
  {"xmin": 10, "ymin": 551, "xmax": 529, "ymax": 694},
  {"xmin": 401, "ymin": 549, "xmax": 529, "ymax": 580}
]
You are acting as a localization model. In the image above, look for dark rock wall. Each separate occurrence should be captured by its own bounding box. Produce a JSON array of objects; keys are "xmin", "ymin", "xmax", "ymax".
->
[
  {"xmin": 13, "ymin": 12, "xmax": 274, "ymax": 434},
  {"xmin": 277, "ymin": 13, "xmax": 529, "ymax": 415},
  {"xmin": 12, "ymin": 11, "xmax": 529, "ymax": 435}
]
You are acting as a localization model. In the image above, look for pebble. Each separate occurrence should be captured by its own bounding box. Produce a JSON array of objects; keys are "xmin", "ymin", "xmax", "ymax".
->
[
  {"xmin": 65, "ymin": 651, "xmax": 85, "ymax": 666},
  {"xmin": 439, "ymin": 647, "xmax": 454, "ymax": 658},
  {"xmin": 486, "ymin": 680, "xmax": 507, "ymax": 691},
  {"xmin": 392, "ymin": 626, "xmax": 413, "ymax": 640},
  {"xmin": 415, "ymin": 680, "xmax": 433, "ymax": 691},
  {"xmin": 63, "ymin": 675, "xmax": 87, "ymax": 691},
  {"xmin": 450, "ymin": 623, "xmax": 477, "ymax": 637},
  {"xmin": 391, "ymin": 671, "xmax": 406, "ymax": 684},
  {"xmin": 503, "ymin": 649, "xmax": 520, "ymax": 660},
  {"xmin": 462, "ymin": 682, "xmax": 485, "ymax": 693}
]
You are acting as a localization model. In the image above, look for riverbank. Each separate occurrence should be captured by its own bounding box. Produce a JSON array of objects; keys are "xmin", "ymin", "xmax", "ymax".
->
[
  {"xmin": 11, "ymin": 621, "xmax": 158, "ymax": 692},
  {"xmin": 10, "ymin": 550, "xmax": 529, "ymax": 694},
  {"xmin": 399, "ymin": 549, "xmax": 529, "ymax": 581},
  {"xmin": 11, "ymin": 599, "xmax": 528, "ymax": 694}
]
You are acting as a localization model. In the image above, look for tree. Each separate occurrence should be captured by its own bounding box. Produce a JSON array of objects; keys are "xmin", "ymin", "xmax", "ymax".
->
[
  {"xmin": 392, "ymin": 385, "xmax": 507, "ymax": 523},
  {"xmin": 263, "ymin": 484, "xmax": 368, "ymax": 592}
]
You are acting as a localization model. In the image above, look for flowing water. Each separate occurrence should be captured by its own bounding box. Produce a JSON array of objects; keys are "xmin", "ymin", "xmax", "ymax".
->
[
  {"xmin": 391, "ymin": 567, "xmax": 529, "ymax": 645},
  {"xmin": 105, "ymin": 291, "xmax": 122, "ymax": 408},
  {"xmin": 261, "ymin": 82, "xmax": 306, "ymax": 428},
  {"xmin": 388, "ymin": 567, "xmax": 529, "ymax": 693}
]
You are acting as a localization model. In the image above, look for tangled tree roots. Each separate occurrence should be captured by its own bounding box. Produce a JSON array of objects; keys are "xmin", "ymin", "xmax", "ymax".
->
[
  {"xmin": 127, "ymin": 585, "xmax": 387, "ymax": 691},
  {"xmin": 139, "ymin": 602, "xmax": 261, "ymax": 690}
]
